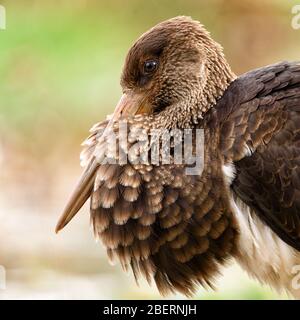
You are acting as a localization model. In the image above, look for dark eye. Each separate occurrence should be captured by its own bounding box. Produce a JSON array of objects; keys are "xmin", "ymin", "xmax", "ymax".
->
[{"xmin": 143, "ymin": 60, "xmax": 158, "ymax": 74}]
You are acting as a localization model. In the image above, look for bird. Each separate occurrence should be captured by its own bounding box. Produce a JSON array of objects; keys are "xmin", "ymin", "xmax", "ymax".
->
[{"xmin": 56, "ymin": 16, "xmax": 300, "ymax": 298}]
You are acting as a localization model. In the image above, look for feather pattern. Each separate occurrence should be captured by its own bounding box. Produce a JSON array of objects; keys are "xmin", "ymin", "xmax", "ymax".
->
[{"xmin": 81, "ymin": 116, "xmax": 238, "ymax": 296}]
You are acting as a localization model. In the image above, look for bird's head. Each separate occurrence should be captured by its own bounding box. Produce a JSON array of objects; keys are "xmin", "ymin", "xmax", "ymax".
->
[{"xmin": 111, "ymin": 16, "xmax": 235, "ymax": 129}]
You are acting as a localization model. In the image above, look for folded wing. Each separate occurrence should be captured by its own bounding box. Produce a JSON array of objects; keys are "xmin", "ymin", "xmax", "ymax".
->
[{"xmin": 218, "ymin": 61, "xmax": 300, "ymax": 250}]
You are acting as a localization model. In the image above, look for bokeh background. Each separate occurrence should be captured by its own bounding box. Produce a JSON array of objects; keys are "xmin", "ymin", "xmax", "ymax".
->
[{"xmin": 0, "ymin": 0, "xmax": 300, "ymax": 299}]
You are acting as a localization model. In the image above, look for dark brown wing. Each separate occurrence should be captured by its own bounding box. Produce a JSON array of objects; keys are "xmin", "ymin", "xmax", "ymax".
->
[{"xmin": 217, "ymin": 61, "xmax": 300, "ymax": 251}]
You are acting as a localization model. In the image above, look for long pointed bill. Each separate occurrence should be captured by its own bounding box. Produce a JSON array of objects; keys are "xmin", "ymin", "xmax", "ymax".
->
[{"xmin": 55, "ymin": 92, "xmax": 151, "ymax": 233}]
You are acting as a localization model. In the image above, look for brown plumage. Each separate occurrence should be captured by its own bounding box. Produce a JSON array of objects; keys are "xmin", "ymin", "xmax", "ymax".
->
[{"xmin": 56, "ymin": 17, "xmax": 300, "ymax": 298}]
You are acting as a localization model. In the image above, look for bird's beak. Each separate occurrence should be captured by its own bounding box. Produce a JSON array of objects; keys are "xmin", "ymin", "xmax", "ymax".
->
[
  {"xmin": 55, "ymin": 92, "xmax": 151, "ymax": 233},
  {"xmin": 110, "ymin": 91, "xmax": 152, "ymax": 119},
  {"xmin": 97, "ymin": 91, "xmax": 152, "ymax": 141}
]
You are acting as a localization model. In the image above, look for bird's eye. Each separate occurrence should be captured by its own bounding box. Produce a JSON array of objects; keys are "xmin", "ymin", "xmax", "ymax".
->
[{"xmin": 143, "ymin": 60, "xmax": 158, "ymax": 74}]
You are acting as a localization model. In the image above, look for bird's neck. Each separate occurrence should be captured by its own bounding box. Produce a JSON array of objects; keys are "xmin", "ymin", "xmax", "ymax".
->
[
  {"xmin": 196, "ymin": 54, "xmax": 236, "ymax": 122},
  {"xmin": 154, "ymin": 58, "xmax": 236, "ymax": 130}
]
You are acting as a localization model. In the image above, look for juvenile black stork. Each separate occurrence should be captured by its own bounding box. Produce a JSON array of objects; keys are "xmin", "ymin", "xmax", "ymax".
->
[{"xmin": 56, "ymin": 16, "xmax": 300, "ymax": 298}]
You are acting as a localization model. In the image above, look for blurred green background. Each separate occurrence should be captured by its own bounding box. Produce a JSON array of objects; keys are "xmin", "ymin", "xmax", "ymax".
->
[{"xmin": 0, "ymin": 0, "xmax": 299, "ymax": 299}]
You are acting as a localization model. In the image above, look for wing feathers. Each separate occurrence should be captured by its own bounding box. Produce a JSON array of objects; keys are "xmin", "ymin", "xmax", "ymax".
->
[{"xmin": 217, "ymin": 61, "xmax": 300, "ymax": 250}]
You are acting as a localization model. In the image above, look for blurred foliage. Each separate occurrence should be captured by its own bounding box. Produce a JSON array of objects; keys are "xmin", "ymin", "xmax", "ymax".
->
[{"xmin": 0, "ymin": 0, "xmax": 299, "ymax": 299}]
